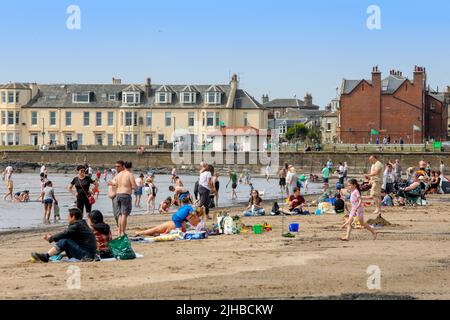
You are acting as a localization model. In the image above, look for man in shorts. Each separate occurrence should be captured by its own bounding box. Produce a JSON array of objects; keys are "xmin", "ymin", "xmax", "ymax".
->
[
  {"xmin": 278, "ymin": 164, "xmax": 287, "ymax": 194},
  {"xmin": 363, "ymin": 155, "xmax": 384, "ymax": 215},
  {"xmin": 108, "ymin": 161, "xmax": 137, "ymax": 236}
]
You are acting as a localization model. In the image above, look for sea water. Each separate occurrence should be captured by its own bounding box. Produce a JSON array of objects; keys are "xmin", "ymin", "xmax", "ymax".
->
[{"xmin": 0, "ymin": 173, "xmax": 323, "ymax": 231}]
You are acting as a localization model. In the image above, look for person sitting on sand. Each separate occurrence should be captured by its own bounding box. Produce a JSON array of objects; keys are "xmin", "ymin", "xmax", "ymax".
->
[
  {"xmin": 136, "ymin": 198, "xmax": 205, "ymax": 237},
  {"xmin": 243, "ymin": 190, "xmax": 265, "ymax": 216},
  {"xmin": 31, "ymin": 208, "xmax": 97, "ymax": 263},
  {"xmin": 334, "ymin": 193, "xmax": 348, "ymax": 214},
  {"xmin": 282, "ymin": 187, "xmax": 307, "ymax": 215},
  {"xmin": 381, "ymin": 189, "xmax": 394, "ymax": 207},
  {"xmin": 341, "ymin": 179, "xmax": 377, "ymax": 241},
  {"xmin": 397, "ymin": 175, "xmax": 422, "ymax": 205},
  {"xmin": 87, "ymin": 210, "xmax": 113, "ymax": 259},
  {"xmin": 159, "ymin": 197, "xmax": 172, "ymax": 214}
]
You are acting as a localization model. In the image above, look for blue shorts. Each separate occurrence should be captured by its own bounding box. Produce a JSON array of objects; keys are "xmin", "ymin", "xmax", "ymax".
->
[
  {"xmin": 44, "ymin": 199, "xmax": 53, "ymax": 205},
  {"xmin": 135, "ymin": 187, "xmax": 143, "ymax": 196}
]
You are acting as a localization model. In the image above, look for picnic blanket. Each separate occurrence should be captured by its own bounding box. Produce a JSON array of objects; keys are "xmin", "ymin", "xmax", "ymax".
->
[{"xmin": 49, "ymin": 253, "xmax": 144, "ymax": 263}]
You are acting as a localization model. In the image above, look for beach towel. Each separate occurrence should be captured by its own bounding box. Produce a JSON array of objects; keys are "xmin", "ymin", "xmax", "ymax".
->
[{"xmin": 49, "ymin": 253, "xmax": 144, "ymax": 263}]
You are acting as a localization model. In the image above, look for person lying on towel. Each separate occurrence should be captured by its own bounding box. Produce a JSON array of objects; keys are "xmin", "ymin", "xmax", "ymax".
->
[{"xmin": 135, "ymin": 198, "xmax": 205, "ymax": 237}]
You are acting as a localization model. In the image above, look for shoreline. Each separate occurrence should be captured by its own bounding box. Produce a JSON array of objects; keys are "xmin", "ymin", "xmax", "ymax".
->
[{"xmin": 1, "ymin": 194, "xmax": 449, "ymax": 299}]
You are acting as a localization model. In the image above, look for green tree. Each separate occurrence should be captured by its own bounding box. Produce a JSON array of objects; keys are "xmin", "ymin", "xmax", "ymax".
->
[{"xmin": 285, "ymin": 123, "xmax": 309, "ymax": 142}]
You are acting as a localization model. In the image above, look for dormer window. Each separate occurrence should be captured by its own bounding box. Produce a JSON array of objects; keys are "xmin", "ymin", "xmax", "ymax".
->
[
  {"xmin": 182, "ymin": 92, "xmax": 196, "ymax": 104},
  {"xmin": 122, "ymin": 92, "xmax": 140, "ymax": 105},
  {"xmin": 206, "ymin": 92, "xmax": 221, "ymax": 105},
  {"xmin": 156, "ymin": 85, "xmax": 174, "ymax": 104},
  {"xmin": 205, "ymin": 85, "xmax": 223, "ymax": 105},
  {"xmin": 108, "ymin": 94, "xmax": 116, "ymax": 101},
  {"xmin": 73, "ymin": 92, "xmax": 91, "ymax": 103},
  {"xmin": 157, "ymin": 92, "xmax": 172, "ymax": 104}
]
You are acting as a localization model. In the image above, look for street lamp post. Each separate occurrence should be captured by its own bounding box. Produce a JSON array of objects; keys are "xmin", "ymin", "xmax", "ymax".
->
[{"xmin": 41, "ymin": 118, "xmax": 46, "ymax": 146}]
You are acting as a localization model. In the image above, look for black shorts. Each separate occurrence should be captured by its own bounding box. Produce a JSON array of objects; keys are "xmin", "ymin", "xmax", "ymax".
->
[
  {"xmin": 279, "ymin": 178, "xmax": 286, "ymax": 186},
  {"xmin": 116, "ymin": 193, "xmax": 132, "ymax": 216},
  {"xmin": 323, "ymin": 178, "xmax": 329, "ymax": 184},
  {"xmin": 231, "ymin": 183, "xmax": 237, "ymax": 189}
]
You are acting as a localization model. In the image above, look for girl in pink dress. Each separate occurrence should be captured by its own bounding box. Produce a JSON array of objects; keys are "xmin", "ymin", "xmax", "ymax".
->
[{"xmin": 341, "ymin": 179, "xmax": 377, "ymax": 241}]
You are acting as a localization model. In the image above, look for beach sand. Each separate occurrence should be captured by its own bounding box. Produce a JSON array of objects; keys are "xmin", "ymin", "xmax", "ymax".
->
[{"xmin": 1, "ymin": 195, "xmax": 450, "ymax": 300}]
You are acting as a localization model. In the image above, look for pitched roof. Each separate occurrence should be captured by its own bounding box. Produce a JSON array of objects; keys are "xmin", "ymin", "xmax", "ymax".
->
[
  {"xmin": 181, "ymin": 85, "xmax": 199, "ymax": 93},
  {"xmin": 21, "ymin": 83, "xmax": 265, "ymax": 110},
  {"xmin": 123, "ymin": 84, "xmax": 143, "ymax": 92},
  {"xmin": 155, "ymin": 85, "xmax": 175, "ymax": 93},
  {"xmin": 341, "ymin": 74, "xmax": 413, "ymax": 95},
  {"xmin": 0, "ymin": 82, "xmax": 30, "ymax": 90},
  {"xmin": 429, "ymin": 92, "xmax": 445, "ymax": 103},
  {"xmin": 263, "ymin": 98, "xmax": 320, "ymax": 109}
]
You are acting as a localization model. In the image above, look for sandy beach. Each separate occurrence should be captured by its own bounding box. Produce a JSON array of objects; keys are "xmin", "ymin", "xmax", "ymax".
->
[{"xmin": 1, "ymin": 195, "xmax": 450, "ymax": 300}]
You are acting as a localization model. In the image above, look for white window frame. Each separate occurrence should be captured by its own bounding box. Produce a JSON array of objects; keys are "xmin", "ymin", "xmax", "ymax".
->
[
  {"xmin": 146, "ymin": 112, "xmax": 152, "ymax": 127},
  {"xmin": 109, "ymin": 94, "xmax": 116, "ymax": 101},
  {"xmin": 122, "ymin": 92, "xmax": 141, "ymax": 105},
  {"xmin": 206, "ymin": 92, "xmax": 221, "ymax": 105},
  {"xmin": 49, "ymin": 111, "xmax": 57, "ymax": 126},
  {"xmin": 31, "ymin": 111, "xmax": 38, "ymax": 126},
  {"xmin": 182, "ymin": 92, "xmax": 196, "ymax": 104},
  {"xmin": 157, "ymin": 92, "xmax": 172, "ymax": 104},
  {"xmin": 72, "ymin": 92, "xmax": 91, "ymax": 104},
  {"xmin": 107, "ymin": 112, "xmax": 114, "ymax": 126}
]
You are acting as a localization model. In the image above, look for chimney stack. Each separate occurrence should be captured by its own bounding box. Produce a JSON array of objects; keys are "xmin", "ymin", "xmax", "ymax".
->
[
  {"xmin": 372, "ymin": 65, "xmax": 381, "ymax": 88},
  {"xmin": 304, "ymin": 93, "xmax": 313, "ymax": 108},
  {"xmin": 112, "ymin": 77, "xmax": 122, "ymax": 85},
  {"xmin": 144, "ymin": 77, "xmax": 152, "ymax": 98},
  {"xmin": 413, "ymin": 65, "xmax": 426, "ymax": 88},
  {"xmin": 262, "ymin": 94, "xmax": 269, "ymax": 104}
]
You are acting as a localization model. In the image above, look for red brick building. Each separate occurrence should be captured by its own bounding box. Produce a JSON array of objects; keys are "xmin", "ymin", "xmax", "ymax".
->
[{"xmin": 338, "ymin": 66, "xmax": 449, "ymax": 144}]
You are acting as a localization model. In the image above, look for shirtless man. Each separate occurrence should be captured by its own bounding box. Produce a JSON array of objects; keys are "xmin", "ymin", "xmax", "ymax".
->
[
  {"xmin": 108, "ymin": 160, "xmax": 137, "ymax": 236},
  {"xmin": 278, "ymin": 164, "xmax": 288, "ymax": 195}
]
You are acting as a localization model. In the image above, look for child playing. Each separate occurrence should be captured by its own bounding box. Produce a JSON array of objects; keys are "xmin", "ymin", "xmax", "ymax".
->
[
  {"xmin": 381, "ymin": 189, "xmax": 394, "ymax": 207},
  {"xmin": 31, "ymin": 208, "xmax": 97, "ymax": 263},
  {"xmin": 92, "ymin": 178, "xmax": 100, "ymax": 199},
  {"xmin": 341, "ymin": 179, "xmax": 377, "ymax": 241},
  {"xmin": 40, "ymin": 181, "xmax": 58, "ymax": 224},
  {"xmin": 88, "ymin": 210, "xmax": 113, "ymax": 259},
  {"xmin": 159, "ymin": 197, "xmax": 172, "ymax": 214}
]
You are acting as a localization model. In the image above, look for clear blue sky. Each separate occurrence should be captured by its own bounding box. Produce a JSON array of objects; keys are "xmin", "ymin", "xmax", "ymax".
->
[{"xmin": 1, "ymin": 0, "xmax": 449, "ymax": 107}]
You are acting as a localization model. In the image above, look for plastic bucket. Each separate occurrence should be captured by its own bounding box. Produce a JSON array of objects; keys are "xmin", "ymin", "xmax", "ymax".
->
[
  {"xmin": 253, "ymin": 224, "xmax": 263, "ymax": 234},
  {"xmin": 289, "ymin": 223, "xmax": 299, "ymax": 233}
]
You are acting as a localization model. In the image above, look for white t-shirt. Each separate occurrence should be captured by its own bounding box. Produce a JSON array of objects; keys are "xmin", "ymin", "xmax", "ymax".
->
[
  {"xmin": 40, "ymin": 165, "xmax": 46, "ymax": 174},
  {"xmin": 43, "ymin": 186, "xmax": 54, "ymax": 200},
  {"xmin": 199, "ymin": 171, "xmax": 212, "ymax": 190}
]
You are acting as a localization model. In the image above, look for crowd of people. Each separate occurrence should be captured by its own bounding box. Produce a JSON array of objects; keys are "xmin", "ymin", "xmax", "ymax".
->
[{"xmin": 0, "ymin": 154, "xmax": 447, "ymax": 262}]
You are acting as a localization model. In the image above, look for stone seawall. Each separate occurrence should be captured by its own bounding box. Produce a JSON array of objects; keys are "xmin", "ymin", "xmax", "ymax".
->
[{"xmin": 0, "ymin": 150, "xmax": 449, "ymax": 174}]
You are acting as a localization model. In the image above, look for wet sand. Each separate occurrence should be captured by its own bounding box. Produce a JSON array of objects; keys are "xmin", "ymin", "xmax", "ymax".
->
[{"xmin": 1, "ymin": 195, "xmax": 450, "ymax": 300}]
